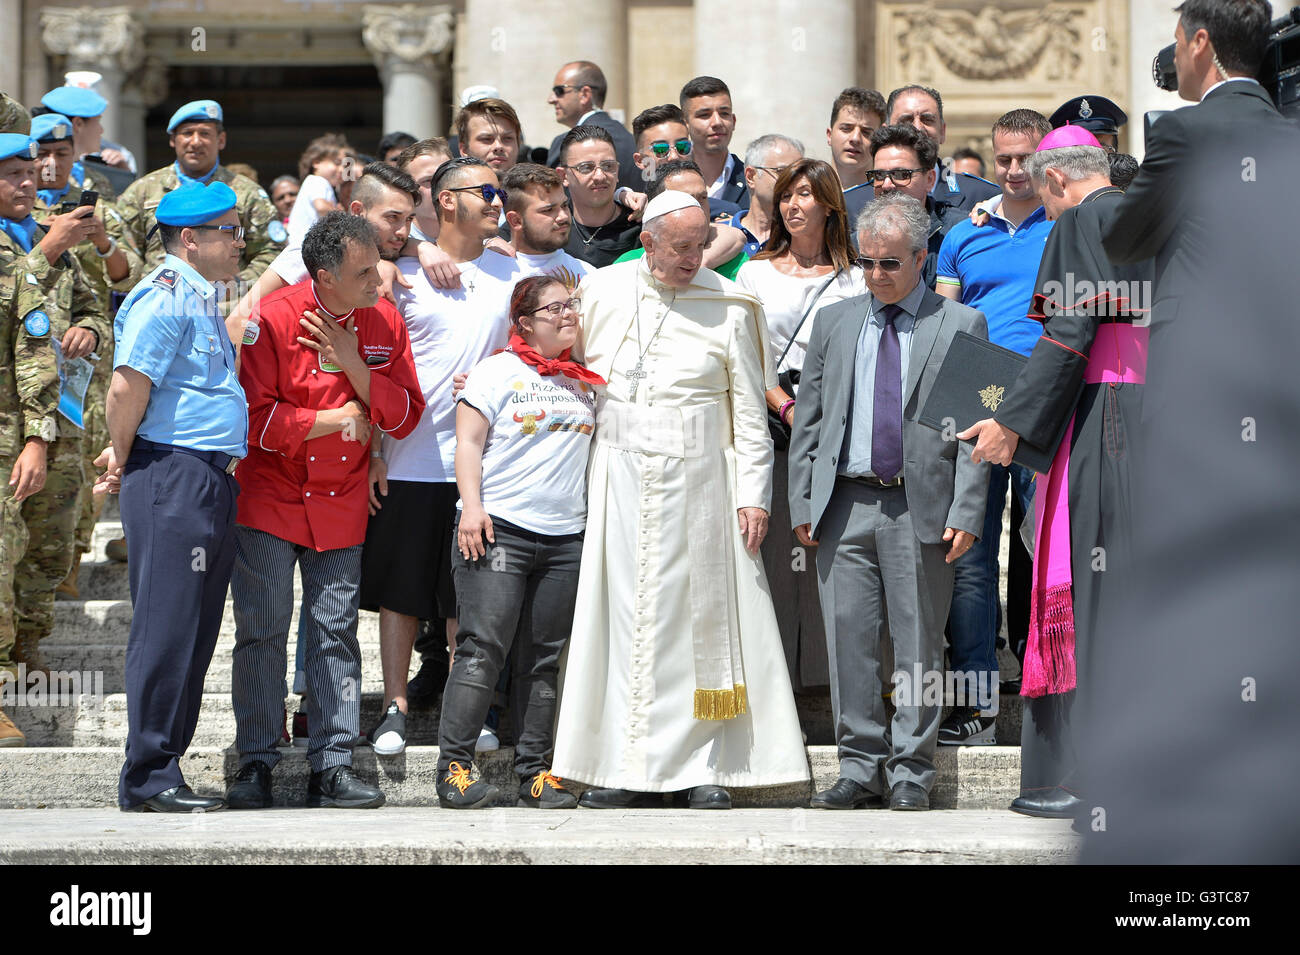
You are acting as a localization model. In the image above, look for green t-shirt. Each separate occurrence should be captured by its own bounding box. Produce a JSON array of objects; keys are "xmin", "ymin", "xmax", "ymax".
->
[{"xmin": 613, "ymin": 245, "xmax": 748, "ymax": 281}]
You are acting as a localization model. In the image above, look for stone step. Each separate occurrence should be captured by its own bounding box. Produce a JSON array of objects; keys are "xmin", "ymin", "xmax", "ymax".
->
[
  {"xmin": 0, "ymin": 744, "xmax": 1027, "ymax": 811},
  {"xmin": 0, "ymin": 806, "xmax": 1077, "ymax": 864}
]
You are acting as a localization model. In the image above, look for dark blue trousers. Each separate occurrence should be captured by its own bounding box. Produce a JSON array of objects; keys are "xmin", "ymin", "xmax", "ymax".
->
[{"xmin": 118, "ymin": 447, "xmax": 239, "ymax": 808}]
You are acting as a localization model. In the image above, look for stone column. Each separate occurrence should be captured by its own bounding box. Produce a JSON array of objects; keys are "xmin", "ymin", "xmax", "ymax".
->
[
  {"xmin": 456, "ymin": 0, "xmax": 626, "ymax": 151},
  {"xmin": 119, "ymin": 56, "xmax": 169, "ymax": 175},
  {"xmin": 0, "ymin": 0, "xmax": 22, "ymax": 104},
  {"xmin": 363, "ymin": 4, "xmax": 455, "ymax": 140},
  {"xmin": 692, "ymin": 0, "xmax": 855, "ymax": 165},
  {"xmin": 40, "ymin": 5, "xmax": 143, "ymax": 146}
]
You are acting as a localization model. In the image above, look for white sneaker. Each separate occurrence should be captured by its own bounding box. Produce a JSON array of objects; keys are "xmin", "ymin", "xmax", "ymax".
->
[
  {"xmin": 370, "ymin": 701, "xmax": 407, "ymax": 757},
  {"xmin": 475, "ymin": 726, "xmax": 499, "ymax": 752}
]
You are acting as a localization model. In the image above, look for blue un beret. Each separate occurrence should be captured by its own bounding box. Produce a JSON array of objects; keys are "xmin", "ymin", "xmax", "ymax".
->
[
  {"xmin": 31, "ymin": 113, "xmax": 74, "ymax": 143},
  {"xmin": 0, "ymin": 133, "xmax": 39, "ymax": 161},
  {"xmin": 155, "ymin": 182, "xmax": 238, "ymax": 226},
  {"xmin": 40, "ymin": 86, "xmax": 108, "ymax": 119},
  {"xmin": 167, "ymin": 99, "xmax": 223, "ymax": 134}
]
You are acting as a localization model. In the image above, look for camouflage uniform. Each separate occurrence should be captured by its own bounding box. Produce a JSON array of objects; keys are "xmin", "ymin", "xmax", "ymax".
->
[
  {"xmin": 33, "ymin": 191, "xmax": 144, "ymax": 556},
  {"xmin": 0, "ymin": 224, "xmax": 110, "ymax": 667},
  {"xmin": 0, "ymin": 232, "xmax": 64, "ymax": 679},
  {"xmin": 0, "ymin": 93, "xmax": 30, "ymax": 135},
  {"xmin": 116, "ymin": 163, "xmax": 285, "ymax": 308}
]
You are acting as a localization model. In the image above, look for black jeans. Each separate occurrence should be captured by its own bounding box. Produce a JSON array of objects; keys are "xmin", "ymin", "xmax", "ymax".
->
[{"xmin": 438, "ymin": 515, "xmax": 583, "ymax": 778}]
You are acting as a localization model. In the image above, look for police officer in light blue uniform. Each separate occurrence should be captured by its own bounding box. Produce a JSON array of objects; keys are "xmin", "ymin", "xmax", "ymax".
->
[{"xmin": 107, "ymin": 181, "xmax": 248, "ymax": 812}]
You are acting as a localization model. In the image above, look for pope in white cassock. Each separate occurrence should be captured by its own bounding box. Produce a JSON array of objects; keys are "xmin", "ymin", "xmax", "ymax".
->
[{"xmin": 552, "ymin": 190, "xmax": 810, "ymax": 809}]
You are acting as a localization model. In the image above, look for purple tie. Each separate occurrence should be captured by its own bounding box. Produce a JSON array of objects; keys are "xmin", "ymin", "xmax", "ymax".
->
[{"xmin": 871, "ymin": 304, "xmax": 903, "ymax": 481}]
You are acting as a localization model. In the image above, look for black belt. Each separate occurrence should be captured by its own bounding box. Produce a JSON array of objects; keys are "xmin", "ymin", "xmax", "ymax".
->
[
  {"xmin": 840, "ymin": 473, "xmax": 904, "ymax": 489},
  {"xmin": 132, "ymin": 438, "xmax": 241, "ymax": 475}
]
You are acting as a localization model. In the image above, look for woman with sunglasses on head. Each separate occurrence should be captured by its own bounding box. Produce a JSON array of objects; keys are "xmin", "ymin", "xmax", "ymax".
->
[
  {"xmin": 435, "ymin": 275, "xmax": 601, "ymax": 810},
  {"xmin": 735, "ymin": 158, "xmax": 866, "ymax": 695}
]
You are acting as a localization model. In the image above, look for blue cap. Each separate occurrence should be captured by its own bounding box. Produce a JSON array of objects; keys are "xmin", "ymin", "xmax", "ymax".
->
[
  {"xmin": 155, "ymin": 182, "xmax": 238, "ymax": 226},
  {"xmin": 30, "ymin": 113, "xmax": 74, "ymax": 143},
  {"xmin": 40, "ymin": 86, "xmax": 108, "ymax": 119},
  {"xmin": 0, "ymin": 133, "xmax": 39, "ymax": 161},
  {"xmin": 167, "ymin": 99, "xmax": 223, "ymax": 134}
]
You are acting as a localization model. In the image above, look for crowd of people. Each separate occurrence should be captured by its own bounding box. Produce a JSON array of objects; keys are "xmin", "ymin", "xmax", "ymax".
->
[{"xmin": 0, "ymin": 0, "xmax": 1289, "ymax": 825}]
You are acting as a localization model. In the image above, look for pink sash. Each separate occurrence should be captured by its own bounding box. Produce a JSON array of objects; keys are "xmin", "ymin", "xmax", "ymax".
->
[{"xmin": 1023, "ymin": 323, "xmax": 1148, "ymax": 697}]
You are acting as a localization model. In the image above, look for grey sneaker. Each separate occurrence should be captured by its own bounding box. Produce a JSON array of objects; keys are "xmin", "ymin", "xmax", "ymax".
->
[
  {"xmin": 370, "ymin": 701, "xmax": 406, "ymax": 756},
  {"xmin": 437, "ymin": 761, "xmax": 500, "ymax": 809},
  {"xmin": 517, "ymin": 772, "xmax": 578, "ymax": 809}
]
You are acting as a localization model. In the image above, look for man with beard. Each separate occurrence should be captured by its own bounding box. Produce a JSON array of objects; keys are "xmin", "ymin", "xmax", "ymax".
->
[{"xmin": 958, "ymin": 125, "xmax": 1152, "ymax": 818}]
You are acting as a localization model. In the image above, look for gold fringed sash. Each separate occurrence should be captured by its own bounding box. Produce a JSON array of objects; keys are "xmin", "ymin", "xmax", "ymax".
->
[{"xmin": 693, "ymin": 685, "xmax": 748, "ymax": 721}]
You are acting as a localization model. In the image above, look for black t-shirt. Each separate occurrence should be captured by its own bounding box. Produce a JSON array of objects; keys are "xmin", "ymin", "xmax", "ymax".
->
[{"xmin": 564, "ymin": 204, "xmax": 641, "ymax": 269}]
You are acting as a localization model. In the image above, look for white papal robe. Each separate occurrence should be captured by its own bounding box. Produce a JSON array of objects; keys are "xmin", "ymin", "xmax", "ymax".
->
[{"xmin": 551, "ymin": 258, "xmax": 810, "ymax": 791}]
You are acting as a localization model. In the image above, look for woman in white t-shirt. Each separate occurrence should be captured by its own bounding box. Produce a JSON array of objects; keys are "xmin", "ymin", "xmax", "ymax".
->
[
  {"xmin": 436, "ymin": 275, "xmax": 602, "ymax": 810},
  {"xmin": 735, "ymin": 158, "xmax": 865, "ymax": 697},
  {"xmin": 286, "ymin": 133, "xmax": 348, "ymax": 247}
]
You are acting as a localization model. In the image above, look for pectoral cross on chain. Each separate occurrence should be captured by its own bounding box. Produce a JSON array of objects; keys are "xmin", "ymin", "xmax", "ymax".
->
[{"xmin": 626, "ymin": 361, "xmax": 649, "ymax": 400}]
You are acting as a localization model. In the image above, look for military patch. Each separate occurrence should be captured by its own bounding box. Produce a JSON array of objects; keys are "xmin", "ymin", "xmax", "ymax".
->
[
  {"xmin": 153, "ymin": 269, "xmax": 179, "ymax": 290},
  {"xmin": 241, "ymin": 322, "xmax": 261, "ymax": 346},
  {"xmin": 24, "ymin": 273, "xmax": 38, "ymax": 285},
  {"xmin": 24, "ymin": 310, "xmax": 50, "ymax": 337},
  {"xmin": 267, "ymin": 220, "xmax": 287, "ymax": 243},
  {"xmin": 205, "ymin": 103, "xmax": 220, "ymax": 119}
]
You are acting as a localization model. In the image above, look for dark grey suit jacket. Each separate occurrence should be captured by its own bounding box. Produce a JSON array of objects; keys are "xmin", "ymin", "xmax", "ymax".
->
[
  {"xmin": 547, "ymin": 110, "xmax": 640, "ymax": 193},
  {"xmin": 788, "ymin": 286, "xmax": 990, "ymax": 543}
]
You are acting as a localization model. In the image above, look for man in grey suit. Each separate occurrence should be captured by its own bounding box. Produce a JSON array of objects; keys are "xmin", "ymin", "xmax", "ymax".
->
[{"xmin": 789, "ymin": 192, "xmax": 990, "ymax": 811}]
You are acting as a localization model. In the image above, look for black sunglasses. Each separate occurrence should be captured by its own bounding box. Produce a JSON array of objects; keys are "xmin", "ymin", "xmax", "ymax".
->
[
  {"xmin": 855, "ymin": 256, "xmax": 906, "ymax": 272},
  {"xmin": 649, "ymin": 139, "xmax": 693, "ymax": 158},
  {"xmin": 445, "ymin": 184, "xmax": 508, "ymax": 205},
  {"xmin": 551, "ymin": 84, "xmax": 584, "ymax": 98},
  {"xmin": 869, "ymin": 168, "xmax": 924, "ymax": 184}
]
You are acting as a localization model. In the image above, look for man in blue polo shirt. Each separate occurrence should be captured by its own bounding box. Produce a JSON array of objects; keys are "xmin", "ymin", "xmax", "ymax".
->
[
  {"xmin": 934, "ymin": 108, "xmax": 1053, "ymax": 742},
  {"xmin": 98, "ymin": 182, "xmax": 248, "ymax": 811}
]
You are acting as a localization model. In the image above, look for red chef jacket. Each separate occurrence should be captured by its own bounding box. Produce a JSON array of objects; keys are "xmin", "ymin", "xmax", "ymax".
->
[{"xmin": 236, "ymin": 280, "xmax": 425, "ymax": 551}]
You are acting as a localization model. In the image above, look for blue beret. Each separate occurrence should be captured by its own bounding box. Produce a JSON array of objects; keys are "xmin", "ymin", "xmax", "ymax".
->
[
  {"xmin": 0, "ymin": 133, "xmax": 38, "ymax": 161},
  {"xmin": 167, "ymin": 100, "xmax": 223, "ymax": 134},
  {"xmin": 40, "ymin": 86, "xmax": 108, "ymax": 119},
  {"xmin": 30, "ymin": 113, "xmax": 74, "ymax": 143},
  {"xmin": 155, "ymin": 182, "xmax": 238, "ymax": 226}
]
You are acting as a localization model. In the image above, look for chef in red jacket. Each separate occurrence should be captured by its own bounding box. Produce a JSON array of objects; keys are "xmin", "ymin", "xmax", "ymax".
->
[{"xmin": 225, "ymin": 210, "xmax": 424, "ymax": 810}]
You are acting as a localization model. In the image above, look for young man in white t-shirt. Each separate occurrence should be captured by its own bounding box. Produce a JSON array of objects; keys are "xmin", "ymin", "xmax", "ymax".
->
[{"xmin": 362, "ymin": 158, "xmax": 591, "ymax": 755}]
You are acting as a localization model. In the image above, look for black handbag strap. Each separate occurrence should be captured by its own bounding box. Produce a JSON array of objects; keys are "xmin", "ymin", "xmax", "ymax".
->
[{"xmin": 775, "ymin": 270, "xmax": 841, "ymax": 372}]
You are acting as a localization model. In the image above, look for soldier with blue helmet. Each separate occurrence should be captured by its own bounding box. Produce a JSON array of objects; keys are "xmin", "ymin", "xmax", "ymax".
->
[
  {"xmin": 100, "ymin": 181, "xmax": 249, "ymax": 812},
  {"xmin": 115, "ymin": 99, "xmax": 285, "ymax": 305}
]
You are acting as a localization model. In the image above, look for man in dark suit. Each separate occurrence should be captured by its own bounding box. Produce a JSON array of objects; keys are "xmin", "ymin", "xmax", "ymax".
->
[
  {"xmin": 789, "ymin": 192, "xmax": 990, "ymax": 811},
  {"xmin": 545, "ymin": 61, "xmax": 639, "ymax": 193}
]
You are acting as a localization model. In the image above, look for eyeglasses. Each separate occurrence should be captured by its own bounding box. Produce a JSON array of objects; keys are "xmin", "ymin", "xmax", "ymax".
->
[
  {"xmin": 648, "ymin": 139, "xmax": 693, "ymax": 158},
  {"xmin": 551, "ymin": 84, "xmax": 582, "ymax": 98},
  {"xmin": 754, "ymin": 165, "xmax": 792, "ymax": 179},
  {"xmin": 190, "ymin": 224, "xmax": 245, "ymax": 241},
  {"xmin": 855, "ymin": 256, "xmax": 906, "ymax": 272},
  {"xmin": 530, "ymin": 297, "xmax": 581, "ymax": 320},
  {"xmin": 445, "ymin": 184, "xmax": 508, "ymax": 205},
  {"xmin": 869, "ymin": 168, "xmax": 924, "ymax": 184},
  {"xmin": 569, "ymin": 160, "xmax": 619, "ymax": 175}
]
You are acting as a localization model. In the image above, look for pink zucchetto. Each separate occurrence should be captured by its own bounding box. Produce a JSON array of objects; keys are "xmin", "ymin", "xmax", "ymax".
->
[{"xmin": 1037, "ymin": 125, "xmax": 1103, "ymax": 151}]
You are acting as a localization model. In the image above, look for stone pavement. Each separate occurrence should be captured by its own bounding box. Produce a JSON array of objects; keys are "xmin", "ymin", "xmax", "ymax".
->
[{"xmin": 0, "ymin": 807, "xmax": 1078, "ymax": 864}]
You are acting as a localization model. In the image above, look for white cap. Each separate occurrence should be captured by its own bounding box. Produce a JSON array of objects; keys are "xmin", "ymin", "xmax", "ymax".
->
[
  {"xmin": 643, "ymin": 189, "xmax": 702, "ymax": 224},
  {"xmin": 460, "ymin": 85, "xmax": 500, "ymax": 107}
]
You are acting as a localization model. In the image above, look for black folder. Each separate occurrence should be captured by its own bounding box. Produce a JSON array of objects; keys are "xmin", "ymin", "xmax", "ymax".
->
[{"xmin": 917, "ymin": 331, "xmax": 1069, "ymax": 474}]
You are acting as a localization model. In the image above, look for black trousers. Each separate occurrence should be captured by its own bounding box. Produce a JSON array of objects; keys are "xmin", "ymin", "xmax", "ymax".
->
[{"xmin": 118, "ymin": 448, "xmax": 238, "ymax": 808}]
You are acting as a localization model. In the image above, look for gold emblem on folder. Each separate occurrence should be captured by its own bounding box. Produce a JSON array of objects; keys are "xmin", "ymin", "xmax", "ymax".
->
[{"xmin": 979, "ymin": 384, "xmax": 1005, "ymax": 411}]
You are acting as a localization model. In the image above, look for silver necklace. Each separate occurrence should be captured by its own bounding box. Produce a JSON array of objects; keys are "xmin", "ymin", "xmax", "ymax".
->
[
  {"xmin": 626, "ymin": 271, "xmax": 676, "ymax": 400},
  {"xmin": 461, "ymin": 250, "xmax": 486, "ymax": 292}
]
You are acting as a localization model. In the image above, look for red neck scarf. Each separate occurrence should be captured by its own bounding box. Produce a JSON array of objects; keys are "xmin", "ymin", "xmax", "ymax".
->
[{"xmin": 508, "ymin": 333, "xmax": 605, "ymax": 385}]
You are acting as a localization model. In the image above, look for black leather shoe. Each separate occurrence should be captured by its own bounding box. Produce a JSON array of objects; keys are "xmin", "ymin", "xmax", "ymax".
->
[
  {"xmin": 671, "ymin": 785, "xmax": 731, "ymax": 809},
  {"xmin": 405, "ymin": 656, "xmax": 447, "ymax": 708},
  {"xmin": 889, "ymin": 781, "xmax": 930, "ymax": 811},
  {"xmin": 577, "ymin": 787, "xmax": 663, "ymax": 809},
  {"xmin": 810, "ymin": 778, "xmax": 886, "ymax": 810},
  {"xmin": 122, "ymin": 785, "xmax": 225, "ymax": 813},
  {"xmin": 306, "ymin": 765, "xmax": 385, "ymax": 809},
  {"xmin": 226, "ymin": 760, "xmax": 273, "ymax": 809},
  {"xmin": 1009, "ymin": 786, "xmax": 1082, "ymax": 819}
]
